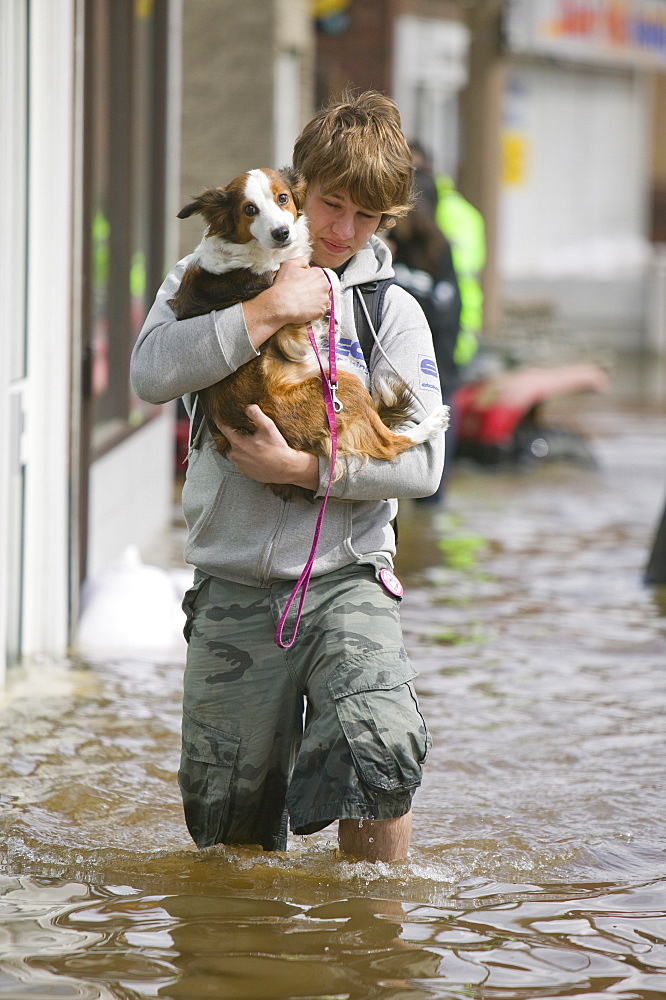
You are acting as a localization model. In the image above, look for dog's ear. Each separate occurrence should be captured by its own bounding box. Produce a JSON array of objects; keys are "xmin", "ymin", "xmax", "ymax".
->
[
  {"xmin": 279, "ymin": 168, "xmax": 307, "ymax": 212},
  {"xmin": 177, "ymin": 200, "xmax": 201, "ymax": 220},
  {"xmin": 177, "ymin": 187, "xmax": 229, "ymax": 219}
]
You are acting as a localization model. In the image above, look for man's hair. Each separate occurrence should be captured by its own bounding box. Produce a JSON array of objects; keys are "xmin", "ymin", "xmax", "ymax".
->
[{"xmin": 292, "ymin": 90, "xmax": 414, "ymax": 228}]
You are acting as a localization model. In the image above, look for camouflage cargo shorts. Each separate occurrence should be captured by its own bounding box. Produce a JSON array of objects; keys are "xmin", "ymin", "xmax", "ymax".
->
[{"xmin": 179, "ymin": 560, "xmax": 431, "ymax": 852}]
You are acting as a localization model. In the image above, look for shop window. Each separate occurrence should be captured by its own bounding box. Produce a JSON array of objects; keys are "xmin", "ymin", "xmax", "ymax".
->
[{"xmin": 82, "ymin": 0, "xmax": 168, "ymax": 457}]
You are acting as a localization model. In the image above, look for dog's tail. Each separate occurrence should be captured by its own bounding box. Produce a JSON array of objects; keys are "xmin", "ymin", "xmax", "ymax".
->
[{"xmin": 372, "ymin": 375, "xmax": 416, "ymax": 430}]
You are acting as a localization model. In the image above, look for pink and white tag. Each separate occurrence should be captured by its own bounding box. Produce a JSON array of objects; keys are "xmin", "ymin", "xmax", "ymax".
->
[{"xmin": 378, "ymin": 567, "xmax": 404, "ymax": 598}]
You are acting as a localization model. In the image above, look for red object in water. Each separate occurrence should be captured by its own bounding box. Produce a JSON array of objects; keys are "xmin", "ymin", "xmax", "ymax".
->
[
  {"xmin": 454, "ymin": 383, "xmax": 526, "ymax": 445},
  {"xmin": 453, "ymin": 363, "xmax": 610, "ymax": 447}
]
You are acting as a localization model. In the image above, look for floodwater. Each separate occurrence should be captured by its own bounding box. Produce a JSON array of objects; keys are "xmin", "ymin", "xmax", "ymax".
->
[{"xmin": 2, "ymin": 354, "xmax": 666, "ymax": 999}]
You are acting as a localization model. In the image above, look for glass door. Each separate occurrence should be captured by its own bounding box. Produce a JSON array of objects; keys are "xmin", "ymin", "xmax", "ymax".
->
[{"xmin": 78, "ymin": 0, "xmax": 168, "ymax": 581}]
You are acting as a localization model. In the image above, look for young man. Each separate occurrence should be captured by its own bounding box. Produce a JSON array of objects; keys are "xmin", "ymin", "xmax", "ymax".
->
[{"xmin": 131, "ymin": 91, "xmax": 445, "ymax": 862}]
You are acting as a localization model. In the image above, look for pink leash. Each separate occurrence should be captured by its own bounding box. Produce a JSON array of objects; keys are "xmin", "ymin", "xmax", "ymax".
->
[{"xmin": 275, "ymin": 268, "xmax": 342, "ymax": 649}]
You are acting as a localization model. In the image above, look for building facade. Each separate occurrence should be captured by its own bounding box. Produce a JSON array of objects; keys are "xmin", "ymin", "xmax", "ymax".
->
[
  {"xmin": 500, "ymin": 0, "xmax": 666, "ymax": 345},
  {"xmin": 0, "ymin": 0, "xmax": 315, "ymax": 683},
  {"xmin": 316, "ymin": 0, "xmax": 666, "ymax": 346},
  {"xmin": 0, "ymin": 0, "xmax": 181, "ymax": 683},
  {"xmin": 3, "ymin": 0, "xmax": 663, "ymax": 680}
]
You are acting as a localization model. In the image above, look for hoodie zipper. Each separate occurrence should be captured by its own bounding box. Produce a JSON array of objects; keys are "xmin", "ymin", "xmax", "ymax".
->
[{"xmin": 257, "ymin": 497, "xmax": 290, "ymax": 585}]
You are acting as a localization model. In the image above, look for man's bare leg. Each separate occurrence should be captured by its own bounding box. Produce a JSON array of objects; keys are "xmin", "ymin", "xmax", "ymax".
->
[{"xmin": 338, "ymin": 810, "xmax": 412, "ymax": 862}]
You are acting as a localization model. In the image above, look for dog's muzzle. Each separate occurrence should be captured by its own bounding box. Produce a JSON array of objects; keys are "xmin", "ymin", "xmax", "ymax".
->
[{"xmin": 271, "ymin": 226, "xmax": 291, "ymax": 244}]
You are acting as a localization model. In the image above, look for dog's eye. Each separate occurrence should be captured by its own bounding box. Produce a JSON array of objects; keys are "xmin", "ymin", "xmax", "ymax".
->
[
  {"xmin": 243, "ymin": 204, "xmax": 257, "ymax": 217},
  {"xmin": 277, "ymin": 193, "xmax": 289, "ymax": 205}
]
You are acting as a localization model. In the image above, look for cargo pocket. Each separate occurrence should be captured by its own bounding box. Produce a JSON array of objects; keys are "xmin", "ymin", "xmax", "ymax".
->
[
  {"xmin": 178, "ymin": 712, "xmax": 241, "ymax": 848},
  {"xmin": 328, "ymin": 651, "xmax": 430, "ymax": 794}
]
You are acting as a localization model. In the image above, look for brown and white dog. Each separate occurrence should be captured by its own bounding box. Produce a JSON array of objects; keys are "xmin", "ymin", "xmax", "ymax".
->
[{"xmin": 169, "ymin": 167, "xmax": 448, "ymax": 499}]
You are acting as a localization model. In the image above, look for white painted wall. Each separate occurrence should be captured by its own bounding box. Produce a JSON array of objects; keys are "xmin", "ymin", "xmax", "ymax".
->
[
  {"xmin": 0, "ymin": 0, "xmax": 29, "ymax": 682},
  {"xmin": 87, "ymin": 409, "xmax": 175, "ymax": 581},
  {"xmin": 499, "ymin": 61, "xmax": 650, "ymax": 337}
]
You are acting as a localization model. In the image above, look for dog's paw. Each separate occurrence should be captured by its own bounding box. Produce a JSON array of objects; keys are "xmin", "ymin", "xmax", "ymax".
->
[
  {"xmin": 421, "ymin": 404, "xmax": 451, "ymax": 434},
  {"xmin": 405, "ymin": 404, "xmax": 450, "ymax": 444},
  {"xmin": 429, "ymin": 404, "xmax": 451, "ymax": 430}
]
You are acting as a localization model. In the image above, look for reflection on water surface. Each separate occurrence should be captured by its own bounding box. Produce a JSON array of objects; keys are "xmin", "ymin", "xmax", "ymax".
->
[
  {"xmin": 1, "ymin": 374, "xmax": 666, "ymax": 998},
  {"xmin": 2, "ymin": 873, "xmax": 666, "ymax": 999}
]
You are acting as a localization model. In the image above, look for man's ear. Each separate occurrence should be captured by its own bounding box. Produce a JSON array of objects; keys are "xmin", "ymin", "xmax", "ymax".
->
[
  {"xmin": 177, "ymin": 187, "xmax": 229, "ymax": 219},
  {"xmin": 279, "ymin": 168, "xmax": 308, "ymax": 212}
]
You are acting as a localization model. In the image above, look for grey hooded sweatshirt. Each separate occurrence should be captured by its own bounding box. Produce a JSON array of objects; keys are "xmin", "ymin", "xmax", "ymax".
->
[{"xmin": 130, "ymin": 235, "xmax": 445, "ymax": 587}]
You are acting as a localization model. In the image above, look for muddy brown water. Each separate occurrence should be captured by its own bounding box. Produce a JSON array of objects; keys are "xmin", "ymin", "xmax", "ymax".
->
[{"xmin": 2, "ymin": 356, "xmax": 666, "ymax": 999}]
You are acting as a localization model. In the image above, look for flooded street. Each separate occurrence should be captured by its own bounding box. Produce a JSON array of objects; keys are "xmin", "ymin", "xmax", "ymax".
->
[{"xmin": 2, "ymin": 355, "xmax": 666, "ymax": 999}]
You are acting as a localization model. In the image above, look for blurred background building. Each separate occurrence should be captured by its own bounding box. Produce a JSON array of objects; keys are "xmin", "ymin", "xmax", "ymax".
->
[{"xmin": 2, "ymin": 0, "xmax": 666, "ymax": 680}]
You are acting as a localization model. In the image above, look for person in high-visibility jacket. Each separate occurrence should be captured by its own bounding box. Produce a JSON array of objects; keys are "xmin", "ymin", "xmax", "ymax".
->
[{"xmin": 435, "ymin": 174, "xmax": 485, "ymax": 367}]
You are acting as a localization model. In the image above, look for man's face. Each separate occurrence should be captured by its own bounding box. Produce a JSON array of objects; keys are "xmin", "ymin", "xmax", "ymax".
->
[{"xmin": 304, "ymin": 184, "xmax": 383, "ymax": 269}]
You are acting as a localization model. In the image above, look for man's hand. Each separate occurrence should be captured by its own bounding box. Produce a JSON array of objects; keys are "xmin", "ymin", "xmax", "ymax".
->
[
  {"xmin": 220, "ymin": 405, "xmax": 320, "ymax": 490},
  {"xmin": 242, "ymin": 258, "xmax": 330, "ymax": 349}
]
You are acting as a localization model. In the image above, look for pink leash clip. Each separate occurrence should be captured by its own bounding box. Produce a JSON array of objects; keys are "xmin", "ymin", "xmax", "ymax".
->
[{"xmin": 275, "ymin": 268, "xmax": 340, "ymax": 649}]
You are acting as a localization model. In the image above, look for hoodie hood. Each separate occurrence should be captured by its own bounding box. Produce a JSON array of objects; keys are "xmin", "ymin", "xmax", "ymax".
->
[{"xmin": 337, "ymin": 234, "xmax": 394, "ymax": 289}]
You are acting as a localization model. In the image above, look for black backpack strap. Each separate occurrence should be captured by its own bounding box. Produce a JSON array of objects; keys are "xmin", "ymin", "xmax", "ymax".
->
[
  {"xmin": 352, "ymin": 277, "xmax": 399, "ymax": 548},
  {"xmin": 188, "ymin": 393, "xmax": 205, "ymax": 453},
  {"xmin": 353, "ymin": 278, "xmax": 394, "ymax": 368}
]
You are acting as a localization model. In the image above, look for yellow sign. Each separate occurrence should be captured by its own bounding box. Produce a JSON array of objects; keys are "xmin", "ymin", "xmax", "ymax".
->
[
  {"xmin": 502, "ymin": 131, "xmax": 528, "ymax": 186},
  {"xmin": 135, "ymin": 0, "xmax": 153, "ymax": 20},
  {"xmin": 313, "ymin": 0, "xmax": 350, "ymax": 18}
]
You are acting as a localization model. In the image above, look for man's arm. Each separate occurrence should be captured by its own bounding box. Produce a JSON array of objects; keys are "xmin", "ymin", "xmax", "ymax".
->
[
  {"xmin": 242, "ymin": 258, "xmax": 330, "ymax": 349},
  {"xmin": 130, "ymin": 257, "xmax": 330, "ymax": 404}
]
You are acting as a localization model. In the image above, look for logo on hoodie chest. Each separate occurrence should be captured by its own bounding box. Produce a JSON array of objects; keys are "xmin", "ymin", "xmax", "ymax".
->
[
  {"xmin": 419, "ymin": 356, "xmax": 440, "ymax": 392},
  {"xmin": 336, "ymin": 337, "xmax": 368, "ymax": 371}
]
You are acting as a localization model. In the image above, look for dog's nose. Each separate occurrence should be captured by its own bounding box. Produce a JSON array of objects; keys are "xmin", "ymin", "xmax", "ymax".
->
[{"xmin": 271, "ymin": 226, "xmax": 290, "ymax": 243}]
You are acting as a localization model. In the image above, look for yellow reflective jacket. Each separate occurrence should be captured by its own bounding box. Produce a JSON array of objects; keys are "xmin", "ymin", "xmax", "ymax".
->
[{"xmin": 435, "ymin": 176, "xmax": 486, "ymax": 365}]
